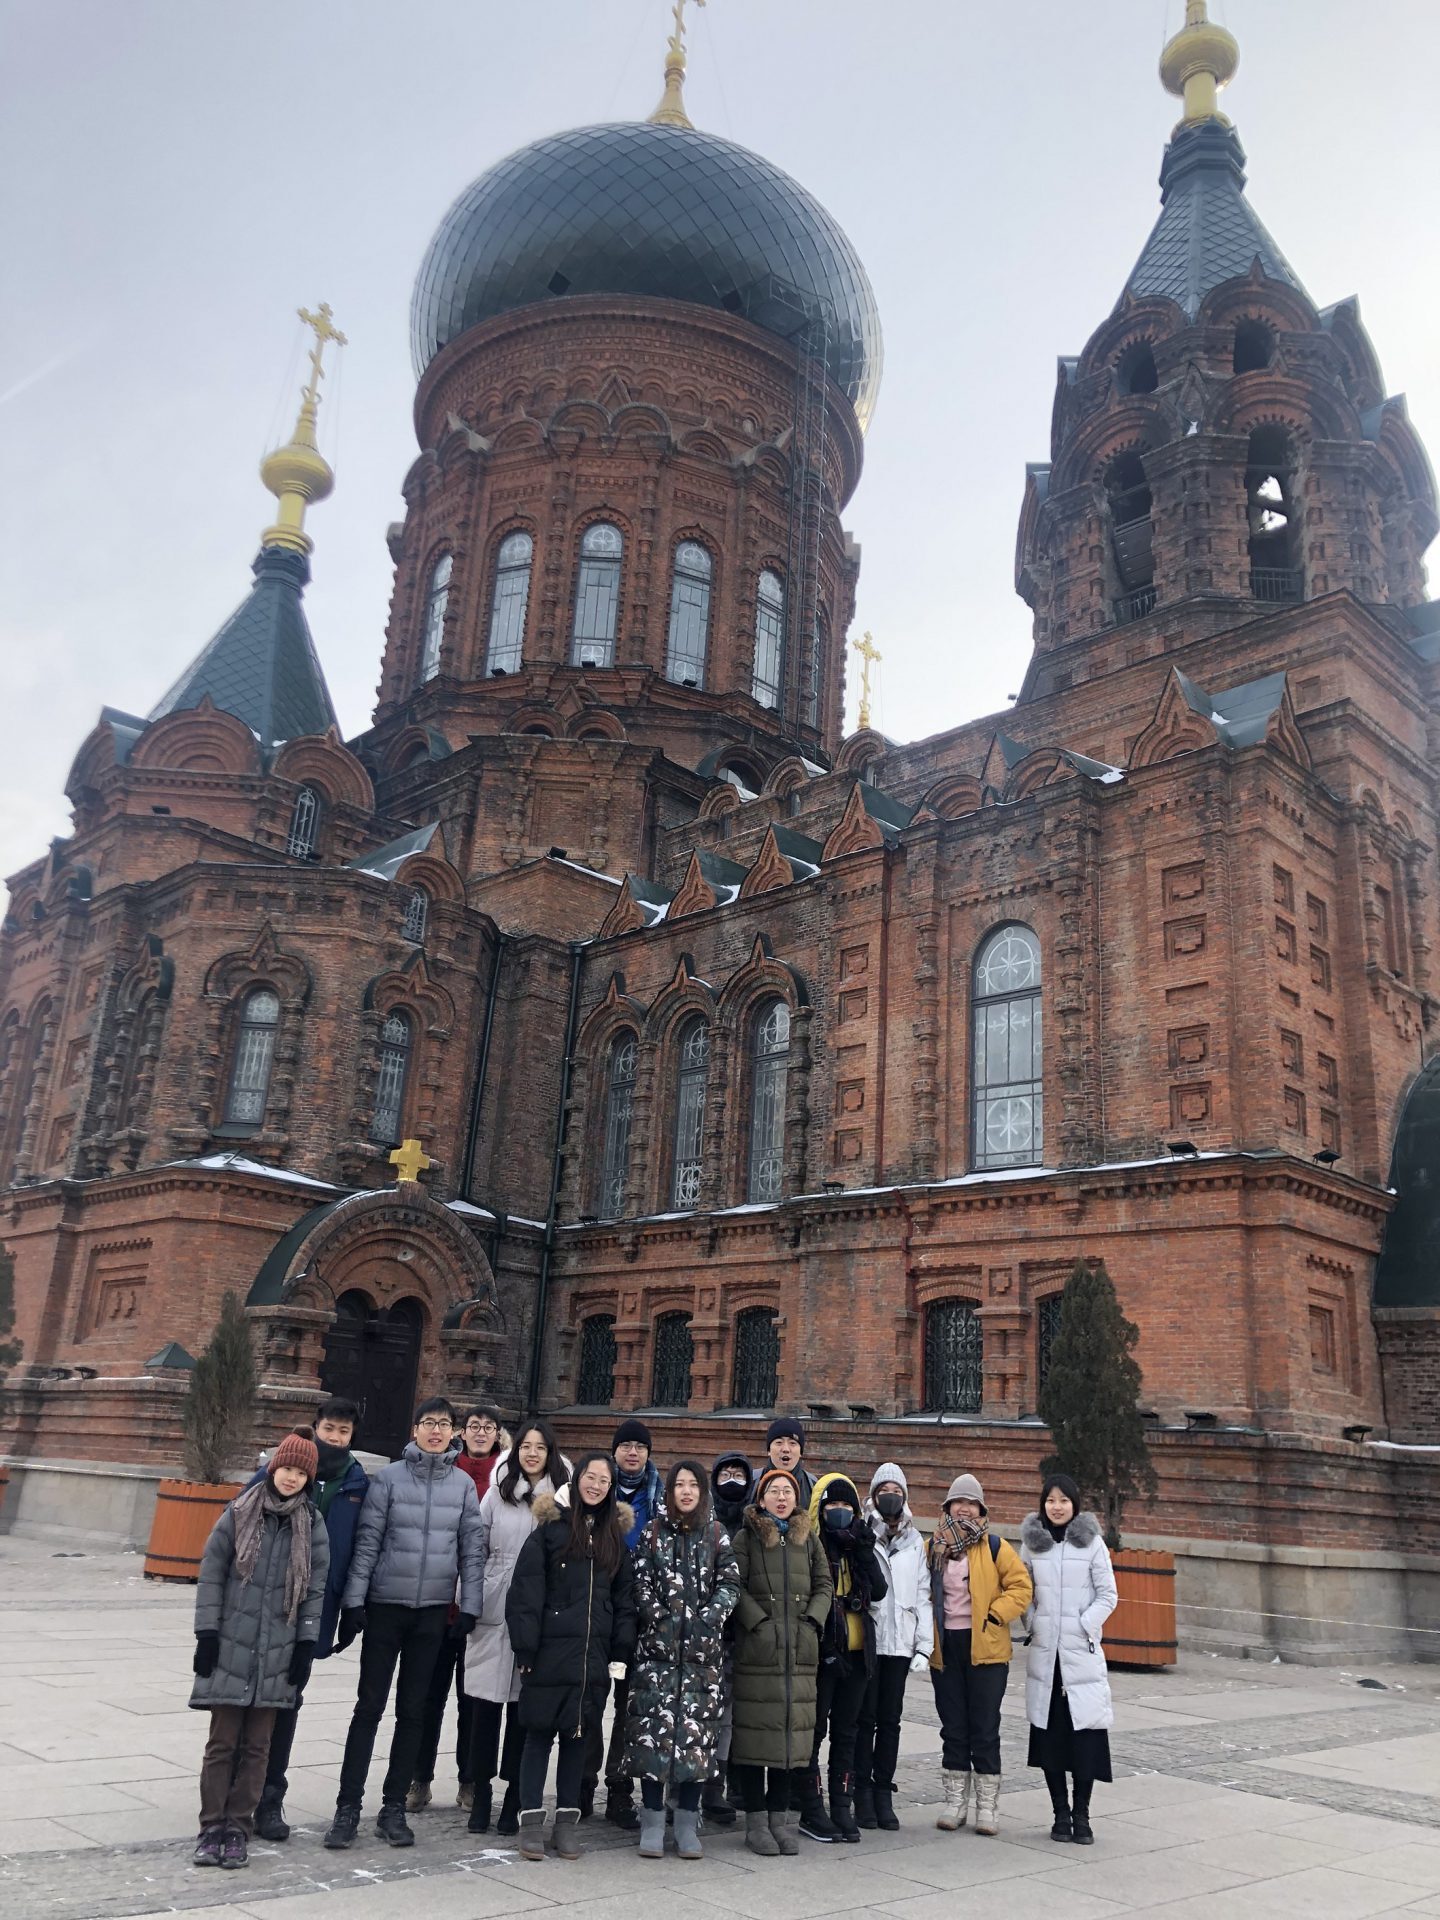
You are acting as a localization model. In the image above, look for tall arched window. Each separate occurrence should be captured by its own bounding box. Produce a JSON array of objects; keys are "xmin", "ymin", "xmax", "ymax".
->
[
  {"xmin": 286, "ymin": 786, "xmax": 320, "ymax": 859},
  {"xmin": 486, "ymin": 531, "xmax": 533, "ymax": 674},
  {"xmin": 732, "ymin": 1305, "xmax": 780, "ymax": 1408},
  {"xmin": 225, "ymin": 988, "xmax": 280, "ymax": 1127},
  {"xmin": 571, "ymin": 523, "xmax": 623, "ymax": 667},
  {"xmin": 1246, "ymin": 426, "xmax": 1302, "ymax": 601},
  {"xmin": 801, "ymin": 611, "xmax": 823, "ymax": 728},
  {"xmin": 577, "ymin": 1312, "xmax": 617, "ymax": 1406},
  {"xmin": 670, "ymin": 1017, "xmax": 709, "ymax": 1209},
  {"xmin": 1105, "ymin": 452, "xmax": 1155, "ymax": 622},
  {"xmin": 370, "ymin": 1011, "xmax": 412, "ymax": 1144},
  {"xmin": 972, "ymin": 925, "xmax": 1043, "ymax": 1170},
  {"xmin": 419, "ymin": 552, "xmax": 453, "ymax": 682},
  {"xmin": 599, "ymin": 1031, "xmax": 637, "ymax": 1218},
  {"xmin": 665, "ymin": 541, "xmax": 712, "ymax": 687},
  {"xmin": 1037, "ymin": 1292, "xmax": 1065, "ymax": 1393},
  {"xmin": 652, "ymin": 1312, "xmax": 694, "ymax": 1407},
  {"xmin": 747, "ymin": 999, "xmax": 790, "ymax": 1203},
  {"xmin": 924, "ymin": 1298, "xmax": 983, "ymax": 1412},
  {"xmin": 752, "ymin": 569, "xmax": 784, "ymax": 708},
  {"xmin": 401, "ymin": 889, "xmax": 428, "ymax": 944}
]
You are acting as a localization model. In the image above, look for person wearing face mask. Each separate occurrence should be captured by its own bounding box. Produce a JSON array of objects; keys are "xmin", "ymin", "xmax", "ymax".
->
[
  {"xmin": 506, "ymin": 1452, "xmax": 637, "ymax": 1861},
  {"xmin": 854, "ymin": 1464, "xmax": 933, "ymax": 1832},
  {"xmin": 704, "ymin": 1452, "xmax": 755, "ymax": 1828},
  {"xmin": 1019, "ymin": 1473, "xmax": 1117, "ymax": 1846},
  {"xmin": 799, "ymin": 1472, "xmax": 889, "ymax": 1844}
]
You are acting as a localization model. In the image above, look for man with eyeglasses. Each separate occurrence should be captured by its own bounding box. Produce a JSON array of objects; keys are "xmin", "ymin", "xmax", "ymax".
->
[{"xmin": 325, "ymin": 1396, "xmax": 485, "ymax": 1851}]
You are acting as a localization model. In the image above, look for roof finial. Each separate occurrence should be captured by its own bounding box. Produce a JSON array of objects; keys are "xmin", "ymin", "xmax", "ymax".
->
[
  {"xmin": 852, "ymin": 629, "xmax": 882, "ymax": 731},
  {"xmin": 649, "ymin": 0, "xmax": 705, "ymax": 129},
  {"xmin": 1159, "ymin": 0, "xmax": 1240, "ymax": 130},
  {"xmin": 260, "ymin": 303, "xmax": 347, "ymax": 554}
]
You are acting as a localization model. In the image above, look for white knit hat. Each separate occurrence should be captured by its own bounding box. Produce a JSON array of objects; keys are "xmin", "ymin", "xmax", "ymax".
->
[{"xmin": 870, "ymin": 1461, "xmax": 908, "ymax": 1494}]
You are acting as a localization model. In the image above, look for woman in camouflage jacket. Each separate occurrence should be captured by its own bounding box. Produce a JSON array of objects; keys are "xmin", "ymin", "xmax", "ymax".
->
[{"xmin": 625, "ymin": 1458, "xmax": 740, "ymax": 1860}]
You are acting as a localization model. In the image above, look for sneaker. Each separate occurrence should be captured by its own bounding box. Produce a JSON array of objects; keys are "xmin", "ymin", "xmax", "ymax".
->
[
  {"xmin": 191, "ymin": 1825, "xmax": 225, "ymax": 1867},
  {"xmin": 219, "ymin": 1826, "xmax": 248, "ymax": 1870},
  {"xmin": 377, "ymin": 1801, "xmax": 415, "ymax": 1847},
  {"xmin": 405, "ymin": 1780, "xmax": 432, "ymax": 1814},
  {"xmin": 253, "ymin": 1796, "xmax": 290, "ymax": 1843},
  {"xmin": 324, "ymin": 1803, "xmax": 361, "ymax": 1850}
]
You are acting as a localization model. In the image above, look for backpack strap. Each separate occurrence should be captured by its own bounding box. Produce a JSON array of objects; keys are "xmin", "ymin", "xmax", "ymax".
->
[{"xmin": 989, "ymin": 1532, "xmax": 1001, "ymax": 1560}]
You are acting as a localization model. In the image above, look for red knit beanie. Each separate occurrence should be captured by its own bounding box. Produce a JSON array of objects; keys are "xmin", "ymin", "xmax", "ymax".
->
[{"xmin": 268, "ymin": 1426, "xmax": 319, "ymax": 1480}]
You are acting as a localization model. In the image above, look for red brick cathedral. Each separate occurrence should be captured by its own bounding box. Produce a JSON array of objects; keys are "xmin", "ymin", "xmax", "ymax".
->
[{"xmin": 3, "ymin": 9, "xmax": 1438, "ymax": 1628}]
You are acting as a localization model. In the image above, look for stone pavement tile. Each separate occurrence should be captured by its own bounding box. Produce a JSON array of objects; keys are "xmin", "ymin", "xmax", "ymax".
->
[
  {"xmin": 1029, "ymin": 1849, "xmax": 1251, "ymax": 1905},
  {"xmin": 1399, "ymin": 1897, "xmax": 1440, "ymax": 1915},
  {"xmin": 1267, "ymin": 1733, "xmax": 1440, "ymax": 1791},
  {"xmin": 856, "ymin": 1836, "xmax": 1052, "ymax": 1885},
  {"xmin": 1117, "ymin": 1863, "xmax": 1431, "ymax": 1918},
  {"xmin": 55, "ymin": 1806, "xmax": 212, "ymax": 1845},
  {"xmin": 0, "ymin": 1754, "xmax": 189, "ymax": 1792},
  {"xmin": 0, "ymin": 1815, "xmax": 100, "ymax": 1852},
  {"xmin": 1137, "ymin": 1830, "xmax": 1355, "ymax": 1879},
  {"xmin": 1273, "ymin": 1813, "xmax": 1440, "ymax": 1854},
  {"xmin": 1109, "ymin": 1784, "xmax": 1336, "ymax": 1835},
  {"xmin": 0, "ymin": 1779, "xmax": 154, "ymax": 1820},
  {"xmin": 1357, "ymin": 1846, "xmax": 1440, "ymax": 1891},
  {"xmin": 243, "ymin": 1871, "xmax": 560, "ymax": 1918},
  {"xmin": 106, "ymin": 1908, "xmax": 251, "ymax": 1920},
  {"xmin": 883, "ymin": 1889, "xmax": 1131, "ymax": 1920},
  {"xmin": 1086, "ymin": 1775, "xmax": 1242, "ymax": 1814},
  {"xmin": 1151, "ymin": 1687, "xmax": 1395, "ymax": 1722}
]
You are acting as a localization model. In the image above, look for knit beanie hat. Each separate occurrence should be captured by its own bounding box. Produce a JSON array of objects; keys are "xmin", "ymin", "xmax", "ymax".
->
[
  {"xmin": 754, "ymin": 1466, "xmax": 801, "ymax": 1508},
  {"xmin": 870, "ymin": 1461, "xmax": 908, "ymax": 1496},
  {"xmin": 268, "ymin": 1426, "xmax": 319, "ymax": 1481},
  {"xmin": 766, "ymin": 1416, "xmax": 805, "ymax": 1451},
  {"xmin": 611, "ymin": 1416, "xmax": 652, "ymax": 1453},
  {"xmin": 943, "ymin": 1471, "xmax": 986, "ymax": 1513}
]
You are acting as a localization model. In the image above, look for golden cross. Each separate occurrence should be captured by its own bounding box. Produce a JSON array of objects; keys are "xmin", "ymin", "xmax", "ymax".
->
[
  {"xmin": 851, "ymin": 630, "xmax": 882, "ymax": 730},
  {"xmin": 297, "ymin": 303, "xmax": 347, "ymax": 410},
  {"xmin": 389, "ymin": 1137, "xmax": 432, "ymax": 1185},
  {"xmin": 669, "ymin": 0, "xmax": 705, "ymax": 59}
]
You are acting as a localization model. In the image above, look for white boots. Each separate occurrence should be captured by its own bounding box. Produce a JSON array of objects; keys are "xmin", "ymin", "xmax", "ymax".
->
[
  {"xmin": 973, "ymin": 1773, "xmax": 1001, "ymax": 1836},
  {"xmin": 936, "ymin": 1769, "xmax": 970, "ymax": 1830}
]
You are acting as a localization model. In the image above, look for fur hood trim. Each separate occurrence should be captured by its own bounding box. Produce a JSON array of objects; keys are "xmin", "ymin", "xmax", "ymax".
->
[
  {"xmin": 532, "ymin": 1489, "xmax": 635, "ymax": 1535},
  {"xmin": 1021, "ymin": 1510, "xmax": 1102, "ymax": 1552},
  {"xmin": 743, "ymin": 1502, "xmax": 812, "ymax": 1548}
]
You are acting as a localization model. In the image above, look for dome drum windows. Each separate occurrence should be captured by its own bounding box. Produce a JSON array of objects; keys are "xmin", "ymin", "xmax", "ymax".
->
[
  {"xmin": 598, "ymin": 1031, "xmax": 638, "ymax": 1218},
  {"xmin": 752, "ymin": 570, "xmax": 785, "ymax": 709},
  {"xmin": 369, "ymin": 1011, "xmax": 412, "ymax": 1146},
  {"xmin": 420, "ymin": 553, "xmax": 453, "ymax": 683},
  {"xmin": 225, "ymin": 988, "xmax": 280, "ymax": 1128},
  {"xmin": 572, "ymin": 523, "xmax": 623, "ymax": 668},
  {"xmin": 665, "ymin": 541, "xmax": 712, "ymax": 688},
  {"xmin": 487, "ymin": 531, "xmax": 533, "ymax": 675},
  {"xmin": 972, "ymin": 925, "xmax": 1043, "ymax": 1172},
  {"xmin": 670, "ymin": 1018, "xmax": 709, "ymax": 1210},
  {"xmin": 747, "ymin": 999, "xmax": 791, "ymax": 1203}
]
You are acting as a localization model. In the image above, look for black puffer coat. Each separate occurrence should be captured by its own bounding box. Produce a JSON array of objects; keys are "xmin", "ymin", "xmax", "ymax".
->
[{"xmin": 505, "ymin": 1493, "xmax": 637, "ymax": 1738}]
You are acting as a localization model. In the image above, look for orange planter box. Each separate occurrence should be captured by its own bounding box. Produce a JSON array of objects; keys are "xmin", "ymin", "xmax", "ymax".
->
[
  {"xmin": 143, "ymin": 1479, "xmax": 234, "ymax": 1582},
  {"xmin": 1105, "ymin": 1548, "xmax": 1177, "ymax": 1668}
]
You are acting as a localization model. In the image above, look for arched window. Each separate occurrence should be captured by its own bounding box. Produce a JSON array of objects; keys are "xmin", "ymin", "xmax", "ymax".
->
[
  {"xmin": 401, "ymin": 889, "xmax": 428, "ymax": 944},
  {"xmin": 972, "ymin": 925, "xmax": 1043, "ymax": 1170},
  {"xmin": 577, "ymin": 1313, "xmax": 617, "ymax": 1406},
  {"xmin": 1246, "ymin": 426, "xmax": 1302, "ymax": 602},
  {"xmin": 651, "ymin": 1311, "xmax": 693, "ymax": 1407},
  {"xmin": 747, "ymin": 999, "xmax": 790, "ymax": 1203},
  {"xmin": 924, "ymin": 1299, "xmax": 983, "ymax": 1412},
  {"xmin": 1233, "ymin": 320, "xmax": 1273, "ymax": 375},
  {"xmin": 1037, "ymin": 1292, "xmax": 1065, "ymax": 1392},
  {"xmin": 752, "ymin": 569, "xmax": 784, "ymax": 708},
  {"xmin": 286, "ymin": 785, "xmax": 320, "ymax": 859},
  {"xmin": 599, "ymin": 1031, "xmax": 637, "ymax": 1218},
  {"xmin": 1115, "ymin": 340, "xmax": 1158, "ymax": 395},
  {"xmin": 1105, "ymin": 452, "xmax": 1155, "ymax": 622},
  {"xmin": 670, "ymin": 1017, "xmax": 709, "ymax": 1209},
  {"xmin": 225, "ymin": 988, "xmax": 280, "ymax": 1128},
  {"xmin": 665, "ymin": 541, "xmax": 712, "ymax": 687},
  {"xmin": 571, "ymin": 523, "xmax": 623, "ymax": 667},
  {"xmin": 801, "ymin": 612, "xmax": 823, "ymax": 728},
  {"xmin": 420, "ymin": 552, "xmax": 453, "ymax": 682},
  {"xmin": 486, "ymin": 531, "xmax": 533, "ymax": 675},
  {"xmin": 370, "ymin": 1011, "xmax": 411, "ymax": 1144},
  {"xmin": 732, "ymin": 1306, "xmax": 780, "ymax": 1408}
]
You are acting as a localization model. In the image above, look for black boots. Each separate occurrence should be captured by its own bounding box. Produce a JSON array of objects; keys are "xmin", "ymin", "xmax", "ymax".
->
[
  {"xmin": 1071, "ymin": 1776, "xmax": 1094, "ymax": 1845},
  {"xmin": 496, "ymin": 1781, "xmax": 521, "ymax": 1835},
  {"xmin": 1046, "ymin": 1770, "xmax": 1072, "ymax": 1841},
  {"xmin": 323, "ymin": 1803, "xmax": 360, "ymax": 1850},
  {"xmin": 829, "ymin": 1772, "xmax": 861, "ymax": 1844},
  {"xmin": 467, "ymin": 1780, "xmax": 493, "ymax": 1834},
  {"xmin": 873, "ymin": 1783, "xmax": 899, "ymax": 1831},
  {"xmin": 853, "ymin": 1782, "xmax": 877, "ymax": 1828},
  {"xmin": 253, "ymin": 1793, "xmax": 289, "ymax": 1842},
  {"xmin": 797, "ymin": 1768, "xmax": 839, "ymax": 1842},
  {"xmin": 376, "ymin": 1801, "xmax": 415, "ymax": 1847}
]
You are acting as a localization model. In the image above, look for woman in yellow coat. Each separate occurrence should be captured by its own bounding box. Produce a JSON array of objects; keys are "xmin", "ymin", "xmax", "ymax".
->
[{"xmin": 926, "ymin": 1473, "xmax": 1032, "ymax": 1837}]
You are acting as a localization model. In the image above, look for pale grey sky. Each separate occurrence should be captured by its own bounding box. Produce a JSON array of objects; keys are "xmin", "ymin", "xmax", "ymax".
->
[{"xmin": 2, "ymin": 1, "xmax": 1437, "ymax": 890}]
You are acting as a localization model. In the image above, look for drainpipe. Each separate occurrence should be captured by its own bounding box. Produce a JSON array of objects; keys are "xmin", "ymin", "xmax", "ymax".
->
[
  {"xmin": 527, "ymin": 942, "xmax": 584, "ymax": 1413},
  {"xmin": 460, "ymin": 930, "xmax": 506, "ymax": 1199}
]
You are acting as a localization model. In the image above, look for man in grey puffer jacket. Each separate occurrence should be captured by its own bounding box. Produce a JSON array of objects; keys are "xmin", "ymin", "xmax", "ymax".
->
[{"xmin": 324, "ymin": 1396, "xmax": 485, "ymax": 1850}]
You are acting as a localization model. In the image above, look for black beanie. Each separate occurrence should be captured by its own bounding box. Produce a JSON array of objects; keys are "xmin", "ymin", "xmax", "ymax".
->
[
  {"xmin": 766, "ymin": 1416, "xmax": 805, "ymax": 1451},
  {"xmin": 612, "ymin": 1417, "xmax": 652, "ymax": 1453}
]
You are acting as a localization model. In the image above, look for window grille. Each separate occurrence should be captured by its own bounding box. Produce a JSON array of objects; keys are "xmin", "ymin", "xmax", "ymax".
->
[
  {"xmin": 925, "ymin": 1299, "xmax": 983, "ymax": 1413},
  {"xmin": 1037, "ymin": 1292, "xmax": 1064, "ymax": 1391},
  {"xmin": 732, "ymin": 1306, "xmax": 779, "ymax": 1408},
  {"xmin": 670, "ymin": 1018, "xmax": 709, "ymax": 1209},
  {"xmin": 801, "ymin": 613, "xmax": 822, "ymax": 727},
  {"xmin": 665, "ymin": 542, "xmax": 712, "ymax": 687},
  {"xmin": 752, "ymin": 570, "xmax": 784, "ymax": 708},
  {"xmin": 286, "ymin": 786, "xmax": 320, "ymax": 859},
  {"xmin": 651, "ymin": 1311, "xmax": 693, "ymax": 1407},
  {"xmin": 420, "ymin": 553, "xmax": 453, "ymax": 682},
  {"xmin": 599, "ymin": 1032, "xmax": 637, "ymax": 1218},
  {"xmin": 225, "ymin": 988, "xmax": 280, "ymax": 1126},
  {"xmin": 401, "ymin": 889, "xmax": 427, "ymax": 944},
  {"xmin": 369, "ymin": 1012, "xmax": 411, "ymax": 1144},
  {"xmin": 572, "ymin": 523, "xmax": 622, "ymax": 667},
  {"xmin": 747, "ymin": 1000, "xmax": 790, "ymax": 1202},
  {"xmin": 577, "ymin": 1313, "xmax": 617, "ymax": 1406},
  {"xmin": 972, "ymin": 925, "xmax": 1043, "ymax": 1170},
  {"xmin": 487, "ymin": 532, "xmax": 533, "ymax": 673}
]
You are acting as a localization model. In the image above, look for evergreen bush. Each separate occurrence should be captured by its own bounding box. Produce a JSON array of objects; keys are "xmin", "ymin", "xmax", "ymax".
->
[{"xmin": 181, "ymin": 1291, "xmax": 257, "ymax": 1484}]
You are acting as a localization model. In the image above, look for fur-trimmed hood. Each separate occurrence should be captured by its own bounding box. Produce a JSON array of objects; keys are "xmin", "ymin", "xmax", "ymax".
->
[
  {"xmin": 1021, "ymin": 1510, "xmax": 1101, "ymax": 1553},
  {"xmin": 535, "ymin": 1485, "xmax": 635, "ymax": 1535},
  {"xmin": 743, "ymin": 1502, "xmax": 812, "ymax": 1548}
]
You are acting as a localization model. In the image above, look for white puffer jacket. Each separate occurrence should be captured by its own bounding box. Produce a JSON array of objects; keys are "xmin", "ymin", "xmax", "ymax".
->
[
  {"xmin": 1019, "ymin": 1511, "xmax": 1118, "ymax": 1732},
  {"xmin": 864, "ymin": 1507, "xmax": 935, "ymax": 1661}
]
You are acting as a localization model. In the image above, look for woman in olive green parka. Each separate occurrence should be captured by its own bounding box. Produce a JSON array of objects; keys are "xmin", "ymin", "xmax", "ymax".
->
[{"xmin": 729, "ymin": 1467, "xmax": 834, "ymax": 1857}]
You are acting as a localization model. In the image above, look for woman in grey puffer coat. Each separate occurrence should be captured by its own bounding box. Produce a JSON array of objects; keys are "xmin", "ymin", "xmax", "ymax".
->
[
  {"xmin": 189, "ymin": 1427, "xmax": 329, "ymax": 1869},
  {"xmin": 1019, "ymin": 1472, "xmax": 1117, "ymax": 1846}
]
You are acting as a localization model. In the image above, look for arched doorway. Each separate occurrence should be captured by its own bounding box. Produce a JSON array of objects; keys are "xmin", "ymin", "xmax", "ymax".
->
[{"xmin": 320, "ymin": 1290, "xmax": 424, "ymax": 1460}]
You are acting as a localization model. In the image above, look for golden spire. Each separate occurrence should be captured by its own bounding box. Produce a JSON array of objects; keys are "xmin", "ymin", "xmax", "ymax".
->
[
  {"xmin": 259, "ymin": 303, "xmax": 347, "ymax": 555},
  {"xmin": 649, "ymin": 0, "xmax": 705, "ymax": 129},
  {"xmin": 852, "ymin": 630, "xmax": 882, "ymax": 730},
  {"xmin": 1159, "ymin": 1, "xmax": 1240, "ymax": 129}
]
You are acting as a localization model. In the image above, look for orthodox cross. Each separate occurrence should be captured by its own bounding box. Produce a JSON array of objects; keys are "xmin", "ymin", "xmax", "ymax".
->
[
  {"xmin": 389, "ymin": 1137, "xmax": 432, "ymax": 1185},
  {"xmin": 297, "ymin": 303, "xmax": 347, "ymax": 410},
  {"xmin": 670, "ymin": 0, "xmax": 705, "ymax": 59},
  {"xmin": 852, "ymin": 630, "xmax": 882, "ymax": 730}
]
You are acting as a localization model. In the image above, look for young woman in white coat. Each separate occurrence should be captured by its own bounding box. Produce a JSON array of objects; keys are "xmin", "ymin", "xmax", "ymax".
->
[
  {"xmin": 463, "ymin": 1421, "xmax": 567, "ymax": 1836},
  {"xmin": 854, "ymin": 1463, "xmax": 933, "ymax": 1831},
  {"xmin": 1019, "ymin": 1472, "xmax": 1118, "ymax": 1845}
]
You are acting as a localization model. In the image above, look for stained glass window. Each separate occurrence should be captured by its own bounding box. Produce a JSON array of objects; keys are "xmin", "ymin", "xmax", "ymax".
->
[
  {"xmin": 747, "ymin": 1000, "xmax": 790, "ymax": 1203},
  {"xmin": 225, "ymin": 988, "xmax": 280, "ymax": 1127},
  {"xmin": 670, "ymin": 1018, "xmax": 709, "ymax": 1209},
  {"xmin": 752, "ymin": 570, "xmax": 784, "ymax": 709},
  {"xmin": 665, "ymin": 542, "xmax": 712, "ymax": 688},
  {"xmin": 487, "ymin": 531, "xmax": 533, "ymax": 674},
  {"xmin": 972, "ymin": 925, "xmax": 1043, "ymax": 1170},
  {"xmin": 572, "ymin": 523, "xmax": 622, "ymax": 667},
  {"xmin": 420, "ymin": 553, "xmax": 453, "ymax": 682},
  {"xmin": 925, "ymin": 1299, "xmax": 982, "ymax": 1413},
  {"xmin": 732, "ymin": 1306, "xmax": 779, "ymax": 1408},
  {"xmin": 599, "ymin": 1032, "xmax": 637, "ymax": 1218}
]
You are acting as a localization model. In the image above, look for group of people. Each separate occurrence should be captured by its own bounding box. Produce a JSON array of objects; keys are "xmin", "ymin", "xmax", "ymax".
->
[{"xmin": 187, "ymin": 1400, "xmax": 1119, "ymax": 1869}]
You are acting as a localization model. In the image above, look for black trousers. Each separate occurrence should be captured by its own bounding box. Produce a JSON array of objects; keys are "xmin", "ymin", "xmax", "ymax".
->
[
  {"xmin": 468, "ymin": 1696, "xmax": 525, "ymax": 1786},
  {"xmin": 520, "ymin": 1729, "xmax": 584, "ymax": 1809},
  {"xmin": 336, "ymin": 1602, "xmax": 449, "ymax": 1808},
  {"xmin": 855, "ymin": 1654, "xmax": 911, "ymax": 1790},
  {"xmin": 810, "ymin": 1659, "xmax": 868, "ymax": 1784},
  {"xmin": 581, "ymin": 1669, "xmax": 632, "ymax": 1797},
  {"xmin": 262, "ymin": 1685, "xmax": 304, "ymax": 1802},
  {"xmin": 642, "ymin": 1777, "xmax": 700, "ymax": 1811},
  {"xmin": 733, "ymin": 1762, "xmax": 807, "ymax": 1813},
  {"xmin": 413, "ymin": 1636, "xmax": 474, "ymax": 1785},
  {"xmin": 930, "ymin": 1631, "xmax": 1008, "ymax": 1775}
]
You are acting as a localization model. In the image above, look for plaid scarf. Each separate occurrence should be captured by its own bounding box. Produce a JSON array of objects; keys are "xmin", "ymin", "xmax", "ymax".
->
[
  {"xmin": 934, "ymin": 1511, "xmax": 985, "ymax": 1560},
  {"xmin": 231, "ymin": 1480, "xmax": 313, "ymax": 1623}
]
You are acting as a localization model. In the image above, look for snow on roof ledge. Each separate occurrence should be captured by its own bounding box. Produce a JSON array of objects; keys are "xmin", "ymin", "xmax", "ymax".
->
[{"xmin": 165, "ymin": 1154, "xmax": 341, "ymax": 1190}]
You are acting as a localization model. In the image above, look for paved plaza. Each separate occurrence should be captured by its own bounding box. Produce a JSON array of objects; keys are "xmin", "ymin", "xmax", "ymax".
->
[{"xmin": 1, "ymin": 1535, "xmax": 1438, "ymax": 1919}]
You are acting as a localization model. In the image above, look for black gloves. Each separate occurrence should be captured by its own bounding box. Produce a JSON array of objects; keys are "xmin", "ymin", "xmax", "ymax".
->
[
  {"xmin": 193, "ymin": 1630, "xmax": 220, "ymax": 1677},
  {"xmin": 288, "ymin": 1640, "xmax": 316, "ymax": 1688},
  {"xmin": 448, "ymin": 1612, "xmax": 478, "ymax": 1644},
  {"xmin": 336, "ymin": 1606, "xmax": 366, "ymax": 1651}
]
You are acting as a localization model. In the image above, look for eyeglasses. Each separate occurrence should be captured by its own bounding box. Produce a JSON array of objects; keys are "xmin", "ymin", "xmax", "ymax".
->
[
  {"xmin": 467, "ymin": 1421, "xmax": 498, "ymax": 1433},
  {"xmin": 417, "ymin": 1418, "xmax": 453, "ymax": 1433}
]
